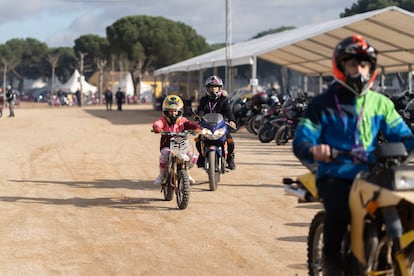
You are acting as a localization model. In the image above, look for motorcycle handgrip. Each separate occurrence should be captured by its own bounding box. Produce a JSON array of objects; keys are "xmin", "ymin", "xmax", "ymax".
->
[
  {"xmin": 226, "ymin": 122, "xmax": 237, "ymax": 130},
  {"xmin": 330, "ymin": 147, "xmax": 371, "ymax": 165}
]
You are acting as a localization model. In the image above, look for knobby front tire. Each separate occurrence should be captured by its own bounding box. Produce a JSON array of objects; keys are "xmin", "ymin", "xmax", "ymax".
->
[
  {"xmin": 308, "ymin": 211, "xmax": 325, "ymax": 276},
  {"xmin": 176, "ymin": 169, "xmax": 190, "ymax": 210}
]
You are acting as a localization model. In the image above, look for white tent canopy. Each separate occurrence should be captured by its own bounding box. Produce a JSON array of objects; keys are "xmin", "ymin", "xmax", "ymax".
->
[
  {"xmin": 57, "ymin": 69, "xmax": 97, "ymax": 93},
  {"xmin": 112, "ymin": 73, "xmax": 154, "ymax": 97},
  {"xmin": 112, "ymin": 73, "xmax": 134, "ymax": 96},
  {"xmin": 154, "ymin": 6, "xmax": 414, "ymax": 77}
]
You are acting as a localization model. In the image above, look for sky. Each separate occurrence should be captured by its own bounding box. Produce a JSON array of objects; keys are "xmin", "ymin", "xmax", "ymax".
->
[{"xmin": 0, "ymin": 0, "xmax": 357, "ymax": 48}]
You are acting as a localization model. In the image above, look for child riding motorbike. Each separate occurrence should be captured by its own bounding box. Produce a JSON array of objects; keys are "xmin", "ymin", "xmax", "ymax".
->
[{"xmin": 152, "ymin": 95, "xmax": 200, "ymax": 185}]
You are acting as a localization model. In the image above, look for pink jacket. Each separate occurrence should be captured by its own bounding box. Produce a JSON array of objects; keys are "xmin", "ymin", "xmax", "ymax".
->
[{"xmin": 152, "ymin": 116, "xmax": 199, "ymax": 149}]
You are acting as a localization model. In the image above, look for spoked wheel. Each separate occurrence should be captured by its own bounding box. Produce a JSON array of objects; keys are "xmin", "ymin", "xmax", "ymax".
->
[
  {"xmin": 162, "ymin": 171, "xmax": 174, "ymax": 201},
  {"xmin": 176, "ymin": 169, "xmax": 190, "ymax": 209},
  {"xmin": 308, "ymin": 211, "xmax": 325, "ymax": 276},
  {"xmin": 207, "ymin": 150, "xmax": 218, "ymax": 191}
]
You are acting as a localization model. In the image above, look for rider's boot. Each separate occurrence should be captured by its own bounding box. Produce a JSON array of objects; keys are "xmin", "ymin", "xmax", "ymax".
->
[
  {"xmin": 188, "ymin": 174, "xmax": 196, "ymax": 185},
  {"xmin": 197, "ymin": 155, "xmax": 205, "ymax": 168},
  {"xmin": 227, "ymin": 154, "xmax": 236, "ymax": 170},
  {"xmin": 322, "ymin": 254, "xmax": 343, "ymax": 276},
  {"xmin": 154, "ymin": 167, "xmax": 166, "ymax": 185}
]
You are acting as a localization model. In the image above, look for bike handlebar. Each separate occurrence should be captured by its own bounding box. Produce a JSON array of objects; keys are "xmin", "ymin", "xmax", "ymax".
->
[{"xmin": 151, "ymin": 129, "xmax": 197, "ymax": 136}]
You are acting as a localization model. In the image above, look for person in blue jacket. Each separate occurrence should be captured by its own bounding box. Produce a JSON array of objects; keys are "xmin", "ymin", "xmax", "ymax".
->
[{"xmin": 293, "ymin": 34, "xmax": 414, "ymax": 275}]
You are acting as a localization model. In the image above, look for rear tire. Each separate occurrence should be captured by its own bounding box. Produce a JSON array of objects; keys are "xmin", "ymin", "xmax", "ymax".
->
[
  {"xmin": 249, "ymin": 114, "xmax": 261, "ymax": 135},
  {"xmin": 308, "ymin": 211, "xmax": 325, "ymax": 276},
  {"xmin": 245, "ymin": 115, "xmax": 255, "ymax": 133},
  {"xmin": 176, "ymin": 169, "xmax": 190, "ymax": 210},
  {"xmin": 162, "ymin": 170, "xmax": 174, "ymax": 201}
]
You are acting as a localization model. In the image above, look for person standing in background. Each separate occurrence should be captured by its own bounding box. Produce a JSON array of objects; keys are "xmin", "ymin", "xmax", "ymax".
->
[
  {"xmin": 115, "ymin": 87, "xmax": 125, "ymax": 111},
  {"xmin": 104, "ymin": 87, "xmax": 113, "ymax": 111},
  {"xmin": 6, "ymin": 85, "xmax": 16, "ymax": 117}
]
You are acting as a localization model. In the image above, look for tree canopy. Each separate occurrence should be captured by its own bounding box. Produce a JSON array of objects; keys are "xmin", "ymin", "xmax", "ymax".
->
[
  {"xmin": 106, "ymin": 15, "xmax": 210, "ymax": 73},
  {"xmin": 340, "ymin": 0, "xmax": 414, "ymax": 17}
]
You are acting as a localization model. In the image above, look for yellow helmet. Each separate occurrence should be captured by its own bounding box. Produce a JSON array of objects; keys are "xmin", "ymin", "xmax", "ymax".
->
[
  {"xmin": 162, "ymin": 95, "xmax": 184, "ymax": 112},
  {"xmin": 162, "ymin": 95, "xmax": 184, "ymax": 124}
]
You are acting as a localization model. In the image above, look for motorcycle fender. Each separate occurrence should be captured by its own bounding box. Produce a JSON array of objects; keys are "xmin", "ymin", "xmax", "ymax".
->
[
  {"xmin": 349, "ymin": 178, "xmax": 374, "ymax": 265},
  {"xmin": 393, "ymin": 191, "xmax": 414, "ymax": 205},
  {"xmin": 298, "ymin": 172, "xmax": 318, "ymax": 199},
  {"xmin": 349, "ymin": 177, "xmax": 402, "ymax": 265}
]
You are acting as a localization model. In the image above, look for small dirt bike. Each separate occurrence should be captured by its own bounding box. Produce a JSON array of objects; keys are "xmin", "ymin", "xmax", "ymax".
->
[
  {"xmin": 283, "ymin": 142, "xmax": 414, "ymax": 275},
  {"xmin": 159, "ymin": 130, "xmax": 195, "ymax": 210}
]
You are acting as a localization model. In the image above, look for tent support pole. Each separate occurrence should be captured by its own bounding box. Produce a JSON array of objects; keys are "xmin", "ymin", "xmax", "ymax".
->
[
  {"xmin": 251, "ymin": 56, "xmax": 257, "ymax": 94},
  {"xmin": 408, "ymin": 65, "xmax": 412, "ymax": 93}
]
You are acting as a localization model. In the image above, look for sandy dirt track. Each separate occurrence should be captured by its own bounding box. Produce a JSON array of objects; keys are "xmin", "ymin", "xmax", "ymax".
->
[{"xmin": 0, "ymin": 103, "xmax": 322, "ymax": 275}]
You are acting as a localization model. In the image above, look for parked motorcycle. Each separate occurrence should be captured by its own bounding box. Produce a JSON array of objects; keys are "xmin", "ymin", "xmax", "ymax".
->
[
  {"xmin": 403, "ymin": 97, "xmax": 414, "ymax": 133},
  {"xmin": 246, "ymin": 92, "xmax": 270, "ymax": 135},
  {"xmin": 198, "ymin": 113, "xmax": 229, "ymax": 191},
  {"xmin": 283, "ymin": 143, "xmax": 414, "ymax": 275},
  {"xmin": 159, "ymin": 130, "xmax": 195, "ymax": 209},
  {"xmin": 231, "ymin": 96, "xmax": 250, "ymax": 133},
  {"xmin": 258, "ymin": 100, "xmax": 283, "ymax": 143},
  {"xmin": 274, "ymin": 97, "xmax": 306, "ymax": 145}
]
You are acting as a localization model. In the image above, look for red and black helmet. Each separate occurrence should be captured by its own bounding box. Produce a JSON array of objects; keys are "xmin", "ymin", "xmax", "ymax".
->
[{"xmin": 332, "ymin": 34, "xmax": 378, "ymax": 95}]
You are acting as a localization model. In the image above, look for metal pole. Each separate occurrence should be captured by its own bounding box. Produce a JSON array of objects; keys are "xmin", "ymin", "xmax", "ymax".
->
[{"xmin": 225, "ymin": 0, "xmax": 232, "ymax": 93}]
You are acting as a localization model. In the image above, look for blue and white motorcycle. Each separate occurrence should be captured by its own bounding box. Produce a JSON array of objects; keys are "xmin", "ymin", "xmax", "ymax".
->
[{"xmin": 198, "ymin": 113, "xmax": 229, "ymax": 191}]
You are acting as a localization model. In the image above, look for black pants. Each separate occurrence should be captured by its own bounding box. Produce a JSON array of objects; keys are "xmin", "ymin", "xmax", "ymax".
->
[
  {"xmin": 106, "ymin": 100, "xmax": 112, "ymax": 111},
  {"xmin": 317, "ymin": 176, "xmax": 352, "ymax": 256},
  {"xmin": 117, "ymin": 101, "xmax": 122, "ymax": 111}
]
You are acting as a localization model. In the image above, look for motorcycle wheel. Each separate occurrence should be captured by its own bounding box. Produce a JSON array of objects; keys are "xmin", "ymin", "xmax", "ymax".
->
[
  {"xmin": 249, "ymin": 115, "xmax": 261, "ymax": 135},
  {"xmin": 258, "ymin": 123, "xmax": 277, "ymax": 143},
  {"xmin": 308, "ymin": 211, "xmax": 325, "ymax": 276},
  {"xmin": 162, "ymin": 172, "xmax": 174, "ymax": 201},
  {"xmin": 245, "ymin": 115, "xmax": 255, "ymax": 133},
  {"xmin": 176, "ymin": 169, "xmax": 190, "ymax": 210},
  {"xmin": 275, "ymin": 125, "xmax": 289, "ymax": 145},
  {"xmin": 207, "ymin": 151, "xmax": 218, "ymax": 191}
]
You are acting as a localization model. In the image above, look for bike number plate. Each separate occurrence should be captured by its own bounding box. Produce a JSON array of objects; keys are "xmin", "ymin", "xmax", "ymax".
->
[{"xmin": 170, "ymin": 137, "xmax": 189, "ymax": 156}]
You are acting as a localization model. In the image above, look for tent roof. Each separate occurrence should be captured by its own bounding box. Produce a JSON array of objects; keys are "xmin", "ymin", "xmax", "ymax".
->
[
  {"xmin": 154, "ymin": 6, "xmax": 414, "ymax": 77},
  {"xmin": 57, "ymin": 69, "xmax": 97, "ymax": 93}
]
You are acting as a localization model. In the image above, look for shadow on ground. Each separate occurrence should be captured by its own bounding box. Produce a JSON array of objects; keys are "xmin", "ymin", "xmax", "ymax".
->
[{"xmin": 83, "ymin": 106, "xmax": 160, "ymax": 125}]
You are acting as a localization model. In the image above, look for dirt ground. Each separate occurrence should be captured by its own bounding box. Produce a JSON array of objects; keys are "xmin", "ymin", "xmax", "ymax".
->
[{"xmin": 0, "ymin": 103, "xmax": 322, "ymax": 275}]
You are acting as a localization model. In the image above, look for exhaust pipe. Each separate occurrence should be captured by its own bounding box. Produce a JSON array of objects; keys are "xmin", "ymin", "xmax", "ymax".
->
[{"xmin": 284, "ymin": 185, "xmax": 308, "ymax": 202}]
